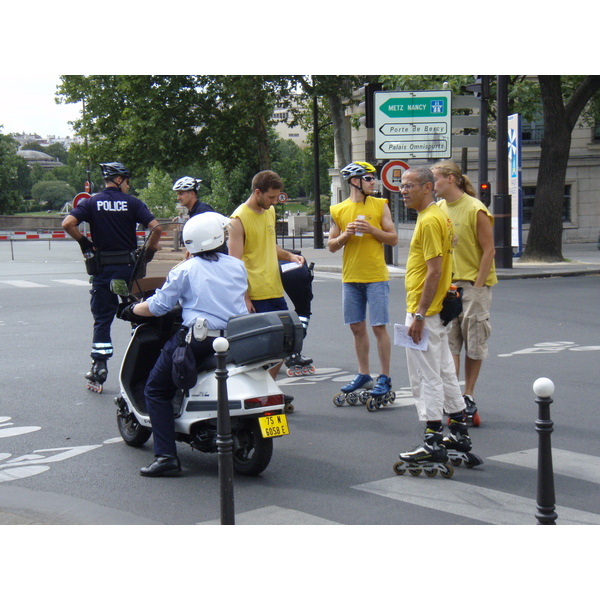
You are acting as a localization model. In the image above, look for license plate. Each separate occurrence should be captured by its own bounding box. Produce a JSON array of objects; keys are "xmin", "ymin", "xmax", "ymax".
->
[{"xmin": 258, "ymin": 414, "xmax": 290, "ymax": 438}]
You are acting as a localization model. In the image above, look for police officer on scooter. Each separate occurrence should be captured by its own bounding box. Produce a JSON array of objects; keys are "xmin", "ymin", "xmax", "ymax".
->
[
  {"xmin": 62, "ymin": 162, "xmax": 162, "ymax": 390},
  {"xmin": 119, "ymin": 212, "xmax": 248, "ymax": 477}
]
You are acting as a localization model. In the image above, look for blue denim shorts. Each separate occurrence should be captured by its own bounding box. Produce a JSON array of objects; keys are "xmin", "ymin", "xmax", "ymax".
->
[{"xmin": 342, "ymin": 281, "xmax": 390, "ymax": 326}]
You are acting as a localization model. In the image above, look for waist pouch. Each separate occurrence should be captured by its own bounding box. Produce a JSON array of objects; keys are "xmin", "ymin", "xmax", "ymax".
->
[
  {"xmin": 439, "ymin": 287, "xmax": 463, "ymax": 326},
  {"xmin": 98, "ymin": 250, "xmax": 136, "ymax": 267},
  {"xmin": 172, "ymin": 327, "xmax": 198, "ymax": 390}
]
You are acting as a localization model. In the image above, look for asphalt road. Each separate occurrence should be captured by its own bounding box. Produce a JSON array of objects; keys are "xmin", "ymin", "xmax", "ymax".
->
[{"xmin": 1, "ymin": 240, "xmax": 598, "ymax": 595}]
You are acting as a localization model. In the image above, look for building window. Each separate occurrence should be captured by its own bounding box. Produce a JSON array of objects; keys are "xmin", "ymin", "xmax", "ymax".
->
[
  {"xmin": 592, "ymin": 122, "xmax": 600, "ymax": 143},
  {"xmin": 522, "ymin": 122, "xmax": 544, "ymax": 145},
  {"xmin": 522, "ymin": 185, "xmax": 572, "ymax": 224}
]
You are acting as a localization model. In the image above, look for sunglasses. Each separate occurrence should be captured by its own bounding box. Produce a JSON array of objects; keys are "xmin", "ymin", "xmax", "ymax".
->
[{"xmin": 362, "ymin": 176, "xmax": 377, "ymax": 182}]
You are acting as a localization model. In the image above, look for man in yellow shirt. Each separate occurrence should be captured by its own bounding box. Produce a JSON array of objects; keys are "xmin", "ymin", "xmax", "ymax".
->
[
  {"xmin": 433, "ymin": 160, "xmax": 497, "ymax": 426},
  {"xmin": 229, "ymin": 170, "xmax": 303, "ymax": 380},
  {"xmin": 328, "ymin": 161, "xmax": 398, "ymax": 399},
  {"xmin": 397, "ymin": 166, "xmax": 480, "ymax": 472}
]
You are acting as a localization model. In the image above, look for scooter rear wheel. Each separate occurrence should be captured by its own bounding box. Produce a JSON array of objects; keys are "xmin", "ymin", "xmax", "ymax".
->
[
  {"xmin": 232, "ymin": 420, "xmax": 274, "ymax": 476},
  {"xmin": 117, "ymin": 409, "xmax": 152, "ymax": 447}
]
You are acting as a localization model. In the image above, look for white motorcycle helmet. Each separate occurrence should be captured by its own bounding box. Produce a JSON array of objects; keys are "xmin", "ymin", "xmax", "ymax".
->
[{"xmin": 182, "ymin": 212, "xmax": 229, "ymax": 254}]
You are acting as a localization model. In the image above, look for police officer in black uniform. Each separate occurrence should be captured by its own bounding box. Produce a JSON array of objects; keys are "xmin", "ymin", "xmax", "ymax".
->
[{"xmin": 62, "ymin": 162, "xmax": 162, "ymax": 391}]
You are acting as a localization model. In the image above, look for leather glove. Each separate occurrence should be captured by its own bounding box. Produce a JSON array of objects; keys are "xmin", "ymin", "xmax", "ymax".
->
[
  {"xmin": 117, "ymin": 302, "xmax": 154, "ymax": 324},
  {"xmin": 78, "ymin": 236, "xmax": 95, "ymax": 254},
  {"xmin": 144, "ymin": 248, "xmax": 156, "ymax": 263}
]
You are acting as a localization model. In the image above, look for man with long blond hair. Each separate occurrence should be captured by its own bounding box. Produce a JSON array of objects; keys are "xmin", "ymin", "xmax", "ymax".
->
[{"xmin": 432, "ymin": 160, "xmax": 497, "ymax": 426}]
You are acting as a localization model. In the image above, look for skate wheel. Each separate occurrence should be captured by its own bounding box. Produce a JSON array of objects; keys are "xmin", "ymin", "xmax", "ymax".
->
[
  {"xmin": 471, "ymin": 412, "xmax": 481, "ymax": 427},
  {"xmin": 308, "ymin": 365, "xmax": 316, "ymax": 374},
  {"xmin": 424, "ymin": 467, "xmax": 438, "ymax": 477},
  {"xmin": 408, "ymin": 467, "xmax": 422, "ymax": 476},
  {"xmin": 366, "ymin": 398, "xmax": 378, "ymax": 412},
  {"xmin": 440, "ymin": 464, "xmax": 454, "ymax": 478},
  {"xmin": 86, "ymin": 381, "xmax": 103, "ymax": 393},
  {"xmin": 450, "ymin": 457, "xmax": 462, "ymax": 467},
  {"xmin": 284, "ymin": 402, "xmax": 295, "ymax": 414},
  {"xmin": 388, "ymin": 391, "xmax": 396, "ymax": 404},
  {"xmin": 346, "ymin": 392, "xmax": 359, "ymax": 406},
  {"xmin": 359, "ymin": 391, "xmax": 369, "ymax": 404},
  {"xmin": 333, "ymin": 393, "xmax": 345, "ymax": 407},
  {"xmin": 286, "ymin": 368, "xmax": 294, "ymax": 377},
  {"xmin": 393, "ymin": 461, "xmax": 407, "ymax": 476}
]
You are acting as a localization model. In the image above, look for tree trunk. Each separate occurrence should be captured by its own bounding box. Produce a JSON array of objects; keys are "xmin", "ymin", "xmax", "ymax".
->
[
  {"xmin": 255, "ymin": 113, "xmax": 271, "ymax": 171},
  {"xmin": 522, "ymin": 77, "xmax": 570, "ymax": 261},
  {"xmin": 523, "ymin": 75, "xmax": 600, "ymax": 262},
  {"xmin": 327, "ymin": 94, "xmax": 351, "ymax": 200}
]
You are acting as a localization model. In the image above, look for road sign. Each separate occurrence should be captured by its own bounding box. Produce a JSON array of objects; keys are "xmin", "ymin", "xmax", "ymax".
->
[
  {"xmin": 72, "ymin": 192, "xmax": 91, "ymax": 208},
  {"xmin": 278, "ymin": 192, "xmax": 288, "ymax": 204},
  {"xmin": 380, "ymin": 160, "xmax": 410, "ymax": 192},
  {"xmin": 374, "ymin": 90, "xmax": 452, "ymax": 160}
]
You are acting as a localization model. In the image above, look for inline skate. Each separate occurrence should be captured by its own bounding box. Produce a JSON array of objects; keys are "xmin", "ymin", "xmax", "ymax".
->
[
  {"xmin": 85, "ymin": 358, "xmax": 108, "ymax": 393},
  {"xmin": 333, "ymin": 373, "xmax": 373, "ymax": 407},
  {"xmin": 463, "ymin": 394, "xmax": 481, "ymax": 426},
  {"xmin": 442, "ymin": 418, "xmax": 484, "ymax": 468},
  {"xmin": 365, "ymin": 374, "xmax": 396, "ymax": 412},
  {"xmin": 285, "ymin": 353, "xmax": 316, "ymax": 377},
  {"xmin": 393, "ymin": 427, "xmax": 454, "ymax": 478}
]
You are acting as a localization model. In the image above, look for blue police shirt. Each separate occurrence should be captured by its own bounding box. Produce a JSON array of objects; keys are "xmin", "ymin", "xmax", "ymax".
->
[{"xmin": 69, "ymin": 188, "xmax": 156, "ymax": 252}]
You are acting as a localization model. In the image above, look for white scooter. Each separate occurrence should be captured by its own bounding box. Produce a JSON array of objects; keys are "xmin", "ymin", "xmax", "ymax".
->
[{"xmin": 111, "ymin": 232, "xmax": 303, "ymax": 476}]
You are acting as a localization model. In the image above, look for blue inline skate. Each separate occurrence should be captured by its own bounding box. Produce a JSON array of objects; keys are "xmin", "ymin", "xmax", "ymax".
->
[
  {"xmin": 333, "ymin": 373, "xmax": 373, "ymax": 407},
  {"xmin": 365, "ymin": 374, "xmax": 396, "ymax": 412}
]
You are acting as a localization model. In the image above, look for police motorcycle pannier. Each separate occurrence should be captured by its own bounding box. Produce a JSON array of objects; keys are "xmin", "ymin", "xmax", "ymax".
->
[{"xmin": 226, "ymin": 310, "xmax": 303, "ymax": 366}]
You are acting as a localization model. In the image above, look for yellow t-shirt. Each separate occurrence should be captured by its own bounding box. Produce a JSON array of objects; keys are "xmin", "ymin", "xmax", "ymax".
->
[
  {"xmin": 405, "ymin": 203, "xmax": 454, "ymax": 315},
  {"xmin": 230, "ymin": 203, "xmax": 283, "ymax": 301},
  {"xmin": 330, "ymin": 196, "xmax": 389, "ymax": 283},
  {"xmin": 437, "ymin": 193, "xmax": 497, "ymax": 286}
]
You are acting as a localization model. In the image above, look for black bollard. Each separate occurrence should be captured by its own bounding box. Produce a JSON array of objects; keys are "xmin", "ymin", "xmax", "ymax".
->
[
  {"xmin": 213, "ymin": 337, "xmax": 235, "ymax": 525},
  {"xmin": 533, "ymin": 378, "xmax": 557, "ymax": 525}
]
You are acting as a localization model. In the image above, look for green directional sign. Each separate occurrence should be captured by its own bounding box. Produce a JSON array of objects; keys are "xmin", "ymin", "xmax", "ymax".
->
[
  {"xmin": 379, "ymin": 96, "xmax": 449, "ymax": 118},
  {"xmin": 374, "ymin": 90, "xmax": 452, "ymax": 160}
]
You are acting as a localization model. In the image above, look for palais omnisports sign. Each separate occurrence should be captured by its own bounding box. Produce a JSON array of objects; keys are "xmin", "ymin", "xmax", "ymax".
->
[{"xmin": 374, "ymin": 90, "xmax": 452, "ymax": 160}]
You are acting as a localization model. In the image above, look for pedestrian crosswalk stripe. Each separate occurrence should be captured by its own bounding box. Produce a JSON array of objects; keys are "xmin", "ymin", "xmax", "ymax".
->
[
  {"xmin": 51, "ymin": 279, "xmax": 91, "ymax": 286},
  {"xmin": 353, "ymin": 477, "xmax": 600, "ymax": 525},
  {"xmin": 0, "ymin": 280, "xmax": 48, "ymax": 288},
  {"xmin": 488, "ymin": 448, "xmax": 600, "ymax": 484},
  {"xmin": 197, "ymin": 506, "xmax": 341, "ymax": 525}
]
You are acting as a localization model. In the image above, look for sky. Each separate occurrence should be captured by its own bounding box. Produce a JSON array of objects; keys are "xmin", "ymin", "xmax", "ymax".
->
[
  {"xmin": 0, "ymin": 74, "xmax": 81, "ymax": 139},
  {"xmin": 0, "ymin": 3, "xmax": 585, "ymax": 143}
]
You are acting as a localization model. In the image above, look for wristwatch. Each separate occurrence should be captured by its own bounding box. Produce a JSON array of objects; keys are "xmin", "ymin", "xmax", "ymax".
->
[{"xmin": 415, "ymin": 313, "xmax": 425, "ymax": 321}]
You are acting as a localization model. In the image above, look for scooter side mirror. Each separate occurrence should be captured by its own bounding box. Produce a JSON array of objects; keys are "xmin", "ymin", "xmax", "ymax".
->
[{"xmin": 110, "ymin": 279, "xmax": 130, "ymax": 296}]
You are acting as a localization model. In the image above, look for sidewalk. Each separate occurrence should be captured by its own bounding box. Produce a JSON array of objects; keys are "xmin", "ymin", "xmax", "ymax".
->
[{"xmin": 295, "ymin": 240, "xmax": 600, "ymax": 280}]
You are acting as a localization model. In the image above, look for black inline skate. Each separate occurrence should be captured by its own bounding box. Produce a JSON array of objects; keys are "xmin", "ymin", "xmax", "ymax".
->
[
  {"xmin": 365, "ymin": 374, "xmax": 396, "ymax": 412},
  {"xmin": 333, "ymin": 373, "xmax": 374, "ymax": 407},
  {"xmin": 394, "ymin": 426, "xmax": 454, "ymax": 478},
  {"xmin": 85, "ymin": 358, "xmax": 108, "ymax": 393},
  {"xmin": 285, "ymin": 353, "xmax": 316, "ymax": 377},
  {"xmin": 442, "ymin": 417, "xmax": 484, "ymax": 468}
]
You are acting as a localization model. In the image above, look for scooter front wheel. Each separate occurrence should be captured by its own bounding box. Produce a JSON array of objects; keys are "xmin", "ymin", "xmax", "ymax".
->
[
  {"xmin": 232, "ymin": 420, "xmax": 273, "ymax": 476},
  {"xmin": 117, "ymin": 408, "xmax": 152, "ymax": 447}
]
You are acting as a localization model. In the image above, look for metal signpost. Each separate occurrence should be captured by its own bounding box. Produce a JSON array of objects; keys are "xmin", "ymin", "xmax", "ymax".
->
[{"xmin": 374, "ymin": 90, "xmax": 452, "ymax": 161}]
